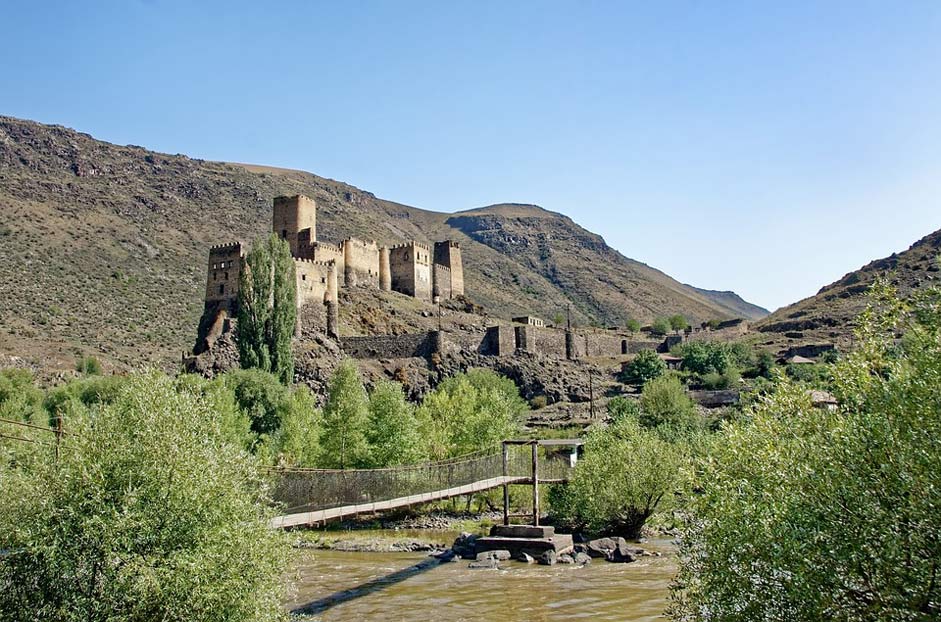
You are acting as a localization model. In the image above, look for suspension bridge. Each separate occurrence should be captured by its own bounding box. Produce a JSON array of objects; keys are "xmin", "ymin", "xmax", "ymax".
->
[{"xmin": 269, "ymin": 439, "xmax": 583, "ymax": 529}]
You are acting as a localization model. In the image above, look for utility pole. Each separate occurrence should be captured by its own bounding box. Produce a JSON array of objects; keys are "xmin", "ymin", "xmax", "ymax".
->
[
  {"xmin": 567, "ymin": 303, "xmax": 571, "ymax": 330},
  {"xmin": 588, "ymin": 368, "xmax": 595, "ymax": 418}
]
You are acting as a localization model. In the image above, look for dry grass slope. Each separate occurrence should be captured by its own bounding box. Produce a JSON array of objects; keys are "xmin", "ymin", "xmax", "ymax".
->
[{"xmin": 0, "ymin": 115, "xmax": 764, "ymax": 374}]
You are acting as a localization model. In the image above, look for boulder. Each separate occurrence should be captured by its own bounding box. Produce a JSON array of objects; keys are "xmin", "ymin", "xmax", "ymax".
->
[
  {"xmin": 517, "ymin": 552, "xmax": 536, "ymax": 564},
  {"xmin": 586, "ymin": 537, "xmax": 642, "ymax": 563},
  {"xmin": 557, "ymin": 554, "xmax": 575, "ymax": 564},
  {"xmin": 452, "ymin": 532, "xmax": 479, "ymax": 560},
  {"xmin": 537, "ymin": 550, "xmax": 558, "ymax": 566},
  {"xmin": 574, "ymin": 552, "xmax": 592, "ymax": 565},
  {"xmin": 468, "ymin": 558, "xmax": 500, "ymax": 570},
  {"xmin": 476, "ymin": 549, "xmax": 512, "ymax": 562}
]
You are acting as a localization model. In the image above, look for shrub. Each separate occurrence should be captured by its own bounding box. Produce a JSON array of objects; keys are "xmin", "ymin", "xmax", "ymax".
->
[
  {"xmin": 675, "ymin": 341, "xmax": 732, "ymax": 376},
  {"xmin": 607, "ymin": 395, "xmax": 641, "ymax": 424},
  {"xmin": 651, "ymin": 317, "xmax": 671, "ymax": 336},
  {"xmin": 530, "ymin": 394, "xmax": 548, "ymax": 409},
  {"xmin": 550, "ymin": 417, "xmax": 684, "ymax": 538},
  {"xmin": 74, "ymin": 355, "xmax": 102, "ymax": 376},
  {"xmin": 620, "ymin": 349, "xmax": 666, "ymax": 385},
  {"xmin": 625, "ymin": 318, "xmax": 641, "ymax": 333},
  {"xmin": 223, "ymin": 368, "xmax": 290, "ymax": 440},
  {"xmin": 639, "ymin": 374, "xmax": 700, "ymax": 440},
  {"xmin": 0, "ymin": 371, "xmax": 287, "ymax": 622},
  {"xmin": 671, "ymin": 283, "xmax": 941, "ymax": 621}
]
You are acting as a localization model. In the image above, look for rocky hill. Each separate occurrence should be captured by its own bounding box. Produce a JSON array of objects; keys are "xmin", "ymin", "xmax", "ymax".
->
[
  {"xmin": 754, "ymin": 229, "xmax": 941, "ymax": 353},
  {"xmin": 0, "ymin": 115, "xmax": 765, "ymax": 375}
]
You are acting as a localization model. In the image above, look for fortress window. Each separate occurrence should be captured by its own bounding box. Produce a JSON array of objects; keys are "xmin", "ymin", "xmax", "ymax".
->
[
  {"xmin": 213, "ymin": 272, "xmax": 217, "ymax": 280},
  {"xmin": 219, "ymin": 284, "xmax": 224, "ymax": 296},
  {"xmin": 321, "ymin": 277, "xmax": 326, "ymax": 284},
  {"xmin": 224, "ymin": 272, "xmax": 229, "ymax": 281},
  {"xmin": 621, "ymin": 340, "xmax": 628, "ymax": 355},
  {"xmin": 281, "ymin": 229, "xmax": 287, "ymax": 239},
  {"xmin": 301, "ymin": 274, "xmax": 306, "ymax": 281}
]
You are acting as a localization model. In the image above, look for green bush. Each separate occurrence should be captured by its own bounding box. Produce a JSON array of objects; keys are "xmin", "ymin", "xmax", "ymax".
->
[
  {"xmin": 669, "ymin": 314, "xmax": 689, "ymax": 333},
  {"xmin": 675, "ymin": 341, "xmax": 732, "ymax": 376},
  {"xmin": 0, "ymin": 371, "xmax": 287, "ymax": 622},
  {"xmin": 550, "ymin": 417, "xmax": 684, "ymax": 538},
  {"xmin": 671, "ymin": 283, "xmax": 941, "ymax": 621},
  {"xmin": 651, "ymin": 317, "xmax": 671, "ymax": 336},
  {"xmin": 74, "ymin": 355, "xmax": 102, "ymax": 376},
  {"xmin": 607, "ymin": 395, "xmax": 642, "ymax": 424},
  {"xmin": 639, "ymin": 374, "xmax": 700, "ymax": 440},
  {"xmin": 620, "ymin": 349, "xmax": 666, "ymax": 385},
  {"xmin": 785, "ymin": 361, "xmax": 831, "ymax": 385}
]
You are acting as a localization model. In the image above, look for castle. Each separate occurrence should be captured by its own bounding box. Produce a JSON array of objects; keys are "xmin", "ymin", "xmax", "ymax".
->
[{"xmin": 197, "ymin": 195, "xmax": 464, "ymax": 349}]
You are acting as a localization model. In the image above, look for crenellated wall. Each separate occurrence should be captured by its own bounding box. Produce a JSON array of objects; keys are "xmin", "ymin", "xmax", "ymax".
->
[{"xmin": 342, "ymin": 238, "xmax": 381, "ymax": 287}]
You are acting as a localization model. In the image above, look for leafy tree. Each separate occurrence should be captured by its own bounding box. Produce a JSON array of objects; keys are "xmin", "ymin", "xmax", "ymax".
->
[
  {"xmin": 785, "ymin": 361, "xmax": 831, "ymax": 385},
  {"xmin": 620, "ymin": 349, "xmax": 666, "ymax": 385},
  {"xmin": 668, "ymin": 314, "xmax": 689, "ymax": 333},
  {"xmin": 671, "ymin": 283, "xmax": 941, "ymax": 621},
  {"xmin": 366, "ymin": 380, "xmax": 425, "ymax": 467},
  {"xmin": 237, "ymin": 234, "xmax": 297, "ymax": 385},
  {"xmin": 417, "ymin": 369, "xmax": 526, "ymax": 459},
  {"xmin": 675, "ymin": 341, "xmax": 732, "ymax": 376},
  {"xmin": 607, "ymin": 395, "xmax": 642, "ymax": 424},
  {"xmin": 755, "ymin": 349, "xmax": 776, "ymax": 379},
  {"xmin": 550, "ymin": 417, "xmax": 684, "ymax": 538},
  {"xmin": 552, "ymin": 312, "xmax": 565, "ymax": 326},
  {"xmin": 271, "ymin": 385, "xmax": 321, "ymax": 467},
  {"xmin": 0, "ymin": 371, "xmax": 286, "ymax": 622},
  {"xmin": 625, "ymin": 318, "xmax": 641, "ymax": 334},
  {"xmin": 320, "ymin": 359, "xmax": 370, "ymax": 469},
  {"xmin": 651, "ymin": 317, "xmax": 671, "ymax": 336},
  {"xmin": 223, "ymin": 368, "xmax": 291, "ymax": 440},
  {"xmin": 639, "ymin": 374, "xmax": 699, "ymax": 440}
]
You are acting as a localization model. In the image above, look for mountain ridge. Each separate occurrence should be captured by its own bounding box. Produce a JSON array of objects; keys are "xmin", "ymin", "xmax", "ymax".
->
[{"xmin": 0, "ymin": 115, "xmax": 765, "ymax": 373}]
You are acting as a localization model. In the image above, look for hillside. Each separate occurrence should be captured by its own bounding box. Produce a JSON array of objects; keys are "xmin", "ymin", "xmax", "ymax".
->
[
  {"xmin": 754, "ymin": 229, "xmax": 941, "ymax": 352},
  {"xmin": 0, "ymin": 115, "xmax": 764, "ymax": 374}
]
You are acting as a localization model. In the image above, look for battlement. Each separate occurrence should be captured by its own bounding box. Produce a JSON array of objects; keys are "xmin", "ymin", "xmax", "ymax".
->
[
  {"xmin": 343, "ymin": 237, "xmax": 379, "ymax": 249},
  {"xmin": 391, "ymin": 240, "xmax": 431, "ymax": 252},
  {"xmin": 209, "ymin": 242, "xmax": 243, "ymax": 253}
]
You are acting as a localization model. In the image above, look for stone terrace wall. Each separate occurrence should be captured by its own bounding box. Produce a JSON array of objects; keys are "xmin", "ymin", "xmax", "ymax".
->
[
  {"xmin": 341, "ymin": 332, "xmax": 439, "ymax": 359},
  {"xmin": 535, "ymin": 327, "xmax": 568, "ymax": 358}
]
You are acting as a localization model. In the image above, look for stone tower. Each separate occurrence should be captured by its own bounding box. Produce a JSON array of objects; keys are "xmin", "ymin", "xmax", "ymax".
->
[
  {"xmin": 433, "ymin": 241, "xmax": 464, "ymax": 298},
  {"xmin": 378, "ymin": 247, "xmax": 392, "ymax": 291},
  {"xmin": 272, "ymin": 195, "xmax": 316, "ymax": 257}
]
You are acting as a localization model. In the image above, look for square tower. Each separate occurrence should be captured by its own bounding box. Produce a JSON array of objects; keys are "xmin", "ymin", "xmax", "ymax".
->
[
  {"xmin": 272, "ymin": 195, "xmax": 316, "ymax": 258},
  {"xmin": 433, "ymin": 241, "xmax": 464, "ymax": 297},
  {"xmin": 389, "ymin": 242, "xmax": 433, "ymax": 301}
]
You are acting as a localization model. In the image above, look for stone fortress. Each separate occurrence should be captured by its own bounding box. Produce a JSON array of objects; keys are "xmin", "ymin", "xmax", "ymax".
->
[
  {"xmin": 196, "ymin": 195, "xmax": 464, "ymax": 351},
  {"xmin": 193, "ymin": 195, "xmax": 751, "ymax": 382}
]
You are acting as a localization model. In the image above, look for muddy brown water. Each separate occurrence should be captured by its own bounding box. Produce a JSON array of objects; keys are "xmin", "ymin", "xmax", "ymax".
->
[{"xmin": 286, "ymin": 533, "xmax": 676, "ymax": 621}]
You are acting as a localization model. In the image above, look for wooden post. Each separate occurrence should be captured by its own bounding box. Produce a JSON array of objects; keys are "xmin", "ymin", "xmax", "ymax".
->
[
  {"xmin": 55, "ymin": 415, "xmax": 63, "ymax": 462},
  {"xmin": 532, "ymin": 441, "xmax": 539, "ymax": 526},
  {"xmin": 502, "ymin": 442, "xmax": 510, "ymax": 526}
]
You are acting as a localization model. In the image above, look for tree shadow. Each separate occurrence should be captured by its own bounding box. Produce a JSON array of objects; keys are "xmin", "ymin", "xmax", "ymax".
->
[{"xmin": 291, "ymin": 552, "xmax": 453, "ymax": 617}]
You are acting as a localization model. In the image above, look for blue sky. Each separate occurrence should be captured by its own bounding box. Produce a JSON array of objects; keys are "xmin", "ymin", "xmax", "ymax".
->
[{"xmin": 2, "ymin": 1, "xmax": 940, "ymax": 311}]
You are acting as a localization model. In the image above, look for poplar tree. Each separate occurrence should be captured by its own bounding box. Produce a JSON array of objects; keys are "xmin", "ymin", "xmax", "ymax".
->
[
  {"xmin": 237, "ymin": 234, "xmax": 296, "ymax": 385},
  {"xmin": 319, "ymin": 360, "xmax": 370, "ymax": 469}
]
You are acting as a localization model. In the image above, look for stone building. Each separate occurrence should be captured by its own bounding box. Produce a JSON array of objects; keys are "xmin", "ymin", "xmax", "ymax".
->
[{"xmin": 196, "ymin": 195, "xmax": 464, "ymax": 347}]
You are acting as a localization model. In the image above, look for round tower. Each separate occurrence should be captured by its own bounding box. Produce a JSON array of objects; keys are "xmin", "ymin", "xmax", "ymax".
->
[{"xmin": 379, "ymin": 247, "xmax": 391, "ymax": 291}]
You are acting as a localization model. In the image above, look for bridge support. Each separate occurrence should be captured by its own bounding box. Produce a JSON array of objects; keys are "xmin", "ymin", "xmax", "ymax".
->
[
  {"xmin": 502, "ymin": 443, "xmax": 510, "ymax": 526},
  {"xmin": 532, "ymin": 442, "xmax": 540, "ymax": 526}
]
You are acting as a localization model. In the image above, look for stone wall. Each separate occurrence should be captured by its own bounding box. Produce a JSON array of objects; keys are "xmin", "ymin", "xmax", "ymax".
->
[
  {"xmin": 389, "ymin": 242, "xmax": 433, "ymax": 301},
  {"xmin": 433, "ymin": 264, "xmax": 452, "ymax": 300},
  {"xmin": 311, "ymin": 242, "xmax": 345, "ymax": 283},
  {"xmin": 340, "ymin": 331, "xmax": 440, "ymax": 359},
  {"xmin": 433, "ymin": 241, "xmax": 464, "ymax": 297},
  {"xmin": 535, "ymin": 327, "xmax": 569, "ymax": 359},
  {"xmin": 482, "ymin": 325, "xmax": 515, "ymax": 356},
  {"xmin": 294, "ymin": 259, "xmax": 333, "ymax": 308},
  {"xmin": 342, "ymin": 238, "xmax": 380, "ymax": 287}
]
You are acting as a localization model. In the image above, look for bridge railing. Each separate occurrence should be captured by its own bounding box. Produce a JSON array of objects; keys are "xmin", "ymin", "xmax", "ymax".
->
[
  {"xmin": 268, "ymin": 441, "xmax": 581, "ymax": 517},
  {"xmin": 270, "ymin": 449, "xmax": 504, "ymax": 514}
]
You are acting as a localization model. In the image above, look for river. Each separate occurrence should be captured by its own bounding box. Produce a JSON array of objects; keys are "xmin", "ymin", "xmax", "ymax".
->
[{"xmin": 286, "ymin": 533, "xmax": 676, "ymax": 621}]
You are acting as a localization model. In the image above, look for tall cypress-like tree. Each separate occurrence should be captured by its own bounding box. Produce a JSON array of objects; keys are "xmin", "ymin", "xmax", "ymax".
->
[{"xmin": 237, "ymin": 234, "xmax": 296, "ymax": 384}]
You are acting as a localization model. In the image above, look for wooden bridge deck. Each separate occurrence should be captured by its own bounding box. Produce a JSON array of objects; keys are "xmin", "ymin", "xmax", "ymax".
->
[{"xmin": 271, "ymin": 475, "xmax": 532, "ymax": 529}]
